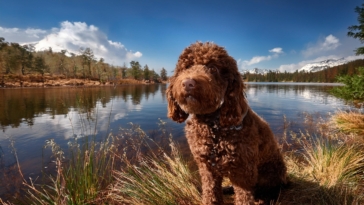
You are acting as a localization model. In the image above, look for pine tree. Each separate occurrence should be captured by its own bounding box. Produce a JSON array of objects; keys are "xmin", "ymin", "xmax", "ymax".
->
[
  {"xmin": 34, "ymin": 56, "xmax": 49, "ymax": 76},
  {"xmin": 80, "ymin": 47, "xmax": 95, "ymax": 78},
  {"xmin": 348, "ymin": 3, "xmax": 364, "ymax": 55},
  {"xmin": 130, "ymin": 61, "xmax": 142, "ymax": 80},
  {"xmin": 160, "ymin": 67, "xmax": 167, "ymax": 81},
  {"xmin": 143, "ymin": 64, "xmax": 150, "ymax": 80}
]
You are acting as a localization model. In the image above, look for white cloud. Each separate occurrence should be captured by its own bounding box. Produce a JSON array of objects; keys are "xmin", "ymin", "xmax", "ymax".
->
[
  {"xmin": 0, "ymin": 26, "xmax": 47, "ymax": 43},
  {"xmin": 133, "ymin": 51, "xmax": 143, "ymax": 58},
  {"xmin": 242, "ymin": 47, "xmax": 284, "ymax": 67},
  {"xmin": 0, "ymin": 27, "xmax": 19, "ymax": 33},
  {"xmin": 269, "ymin": 47, "xmax": 283, "ymax": 54},
  {"xmin": 244, "ymin": 55, "xmax": 272, "ymax": 66},
  {"xmin": 0, "ymin": 21, "xmax": 142, "ymax": 66},
  {"xmin": 302, "ymin": 34, "xmax": 340, "ymax": 57},
  {"xmin": 345, "ymin": 55, "xmax": 364, "ymax": 61},
  {"xmin": 25, "ymin": 28, "xmax": 47, "ymax": 38}
]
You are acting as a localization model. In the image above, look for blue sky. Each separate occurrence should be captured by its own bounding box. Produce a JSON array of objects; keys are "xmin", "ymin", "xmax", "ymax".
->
[{"xmin": 1, "ymin": 0, "xmax": 363, "ymax": 74}]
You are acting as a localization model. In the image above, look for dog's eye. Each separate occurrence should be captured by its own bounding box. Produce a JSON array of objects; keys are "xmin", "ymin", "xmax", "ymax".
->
[{"xmin": 208, "ymin": 65, "xmax": 218, "ymax": 73}]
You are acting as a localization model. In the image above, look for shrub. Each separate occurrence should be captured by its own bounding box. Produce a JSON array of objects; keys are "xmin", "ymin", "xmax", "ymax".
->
[{"xmin": 331, "ymin": 67, "xmax": 364, "ymax": 102}]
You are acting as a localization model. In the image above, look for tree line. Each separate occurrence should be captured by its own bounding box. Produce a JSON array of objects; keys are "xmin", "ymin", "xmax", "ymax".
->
[
  {"xmin": 0, "ymin": 37, "xmax": 168, "ymax": 82},
  {"xmin": 243, "ymin": 59, "xmax": 364, "ymax": 83},
  {"xmin": 2, "ymin": 35, "xmax": 363, "ymax": 84}
]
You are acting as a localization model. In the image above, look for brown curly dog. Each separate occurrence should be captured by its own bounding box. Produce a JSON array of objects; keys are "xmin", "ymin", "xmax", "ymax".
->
[{"xmin": 167, "ymin": 42, "xmax": 287, "ymax": 205}]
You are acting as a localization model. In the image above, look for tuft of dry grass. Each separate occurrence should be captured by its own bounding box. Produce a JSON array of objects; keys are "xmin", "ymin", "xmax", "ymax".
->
[
  {"xmin": 332, "ymin": 110, "xmax": 364, "ymax": 136},
  {"xmin": 0, "ymin": 120, "xmax": 201, "ymax": 205},
  {"xmin": 21, "ymin": 135, "xmax": 117, "ymax": 205},
  {"xmin": 278, "ymin": 112, "xmax": 364, "ymax": 205},
  {"xmin": 108, "ymin": 123, "xmax": 201, "ymax": 205},
  {"xmin": 284, "ymin": 136, "xmax": 364, "ymax": 202}
]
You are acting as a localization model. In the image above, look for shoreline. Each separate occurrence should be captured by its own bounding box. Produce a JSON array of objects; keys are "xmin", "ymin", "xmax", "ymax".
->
[
  {"xmin": 0, "ymin": 74, "xmax": 165, "ymax": 88},
  {"xmin": 245, "ymin": 82, "xmax": 344, "ymax": 85}
]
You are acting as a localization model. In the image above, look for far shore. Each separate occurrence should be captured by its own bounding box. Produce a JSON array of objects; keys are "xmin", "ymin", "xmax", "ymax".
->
[
  {"xmin": 245, "ymin": 82, "xmax": 344, "ymax": 85},
  {"xmin": 0, "ymin": 73, "xmax": 344, "ymax": 89},
  {"xmin": 0, "ymin": 74, "xmax": 166, "ymax": 88}
]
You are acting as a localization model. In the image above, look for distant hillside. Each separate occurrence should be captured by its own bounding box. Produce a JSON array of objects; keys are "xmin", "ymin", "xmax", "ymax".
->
[
  {"xmin": 0, "ymin": 38, "xmax": 167, "ymax": 84},
  {"xmin": 243, "ymin": 59, "xmax": 364, "ymax": 82}
]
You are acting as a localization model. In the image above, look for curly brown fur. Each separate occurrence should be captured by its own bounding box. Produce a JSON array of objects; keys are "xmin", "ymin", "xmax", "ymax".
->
[{"xmin": 167, "ymin": 42, "xmax": 287, "ymax": 205}]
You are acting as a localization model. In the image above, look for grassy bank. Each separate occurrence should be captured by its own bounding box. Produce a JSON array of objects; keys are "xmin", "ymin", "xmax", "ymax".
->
[
  {"xmin": 0, "ymin": 74, "xmax": 164, "ymax": 88},
  {"xmin": 278, "ymin": 111, "xmax": 364, "ymax": 204},
  {"xmin": 1, "ymin": 111, "xmax": 364, "ymax": 205}
]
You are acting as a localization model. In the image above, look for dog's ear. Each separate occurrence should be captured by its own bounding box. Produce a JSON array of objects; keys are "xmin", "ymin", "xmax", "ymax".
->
[
  {"xmin": 219, "ymin": 70, "xmax": 248, "ymax": 128},
  {"xmin": 166, "ymin": 83, "xmax": 189, "ymax": 123}
]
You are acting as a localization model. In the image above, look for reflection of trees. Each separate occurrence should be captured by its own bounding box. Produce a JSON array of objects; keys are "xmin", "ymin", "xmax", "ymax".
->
[
  {"xmin": 0, "ymin": 85, "xmax": 162, "ymax": 129},
  {"xmin": 149, "ymin": 84, "xmax": 161, "ymax": 99},
  {"xmin": 130, "ymin": 86, "xmax": 142, "ymax": 105},
  {"xmin": 160, "ymin": 84, "xmax": 167, "ymax": 102},
  {"xmin": 0, "ymin": 89, "xmax": 49, "ymax": 128},
  {"xmin": 124, "ymin": 84, "xmax": 161, "ymax": 105},
  {"xmin": 144, "ymin": 84, "xmax": 160, "ymax": 100}
]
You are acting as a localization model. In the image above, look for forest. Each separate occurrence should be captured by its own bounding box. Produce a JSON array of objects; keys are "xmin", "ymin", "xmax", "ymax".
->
[
  {"xmin": 243, "ymin": 59, "xmax": 364, "ymax": 83},
  {"xmin": 0, "ymin": 37, "xmax": 168, "ymax": 83},
  {"xmin": 1, "ymin": 37, "xmax": 364, "ymax": 85}
]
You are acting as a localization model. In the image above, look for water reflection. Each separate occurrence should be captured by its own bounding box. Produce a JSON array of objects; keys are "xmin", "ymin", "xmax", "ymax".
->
[
  {"xmin": 0, "ymin": 84, "xmax": 164, "ymax": 129},
  {"xmin": 0, "ymin": 84, "xmax": 170, "ymax": 177},
  {"xmin": 0, "ymin": 83, "xmax": 351, "ymax": 180},
  {"xmin": 245, "ymin": 83, "xmax": 347, "ymax": 134}
]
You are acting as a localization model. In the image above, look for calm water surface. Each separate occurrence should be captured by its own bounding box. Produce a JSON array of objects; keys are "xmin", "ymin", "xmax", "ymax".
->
[{"xmin": 0, "ymin": 83, "xmax": 350, "ymax": 178}]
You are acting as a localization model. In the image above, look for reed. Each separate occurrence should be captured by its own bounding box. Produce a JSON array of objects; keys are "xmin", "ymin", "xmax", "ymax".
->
[
  {"xmin": 22, "ymin": 134, "xmax": 117, "ymax": 205},
  {"xmin": 278, "ymin": 112, "xmax": 364, "ymax": 205},
  {"xmin": 332, "ymin": 110, "xmax": 364, "ymax": 136},
  {"xmin": 0, "ymin": 95, "xmax": 118, "ymax": 204},
  {"xmin": 109, "ymin": 139, "xmax": 201, "ymax": 205}
]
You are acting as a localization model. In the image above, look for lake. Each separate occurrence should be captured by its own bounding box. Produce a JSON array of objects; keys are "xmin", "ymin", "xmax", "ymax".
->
[{"xmin": 0, "ymin": 83, "xmax": 351, "ymax": 180}]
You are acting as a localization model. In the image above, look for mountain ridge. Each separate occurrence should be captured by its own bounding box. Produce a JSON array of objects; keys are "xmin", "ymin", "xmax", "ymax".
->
[
  {"xmin": 297, "ymin": 58, "xmax": 349, "ymax": 73},
  {"xmin": 242, "ymin": 57, "xmax": 362, "ymax": 74}
]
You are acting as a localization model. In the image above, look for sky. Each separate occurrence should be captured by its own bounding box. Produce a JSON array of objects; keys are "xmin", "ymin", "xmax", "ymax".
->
[{"xmin": 1, "ymin": 0, "xmax": 363, "ymax": 74}]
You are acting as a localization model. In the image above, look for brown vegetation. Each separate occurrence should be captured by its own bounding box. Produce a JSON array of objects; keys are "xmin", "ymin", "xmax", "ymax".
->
[{"xmin": 0, "ymin": 74, "xmax": 160, "ymax": 88}]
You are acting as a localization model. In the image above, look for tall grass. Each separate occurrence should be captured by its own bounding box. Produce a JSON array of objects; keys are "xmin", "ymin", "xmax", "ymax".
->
[
  {"xmin": 22, "ymin": 134, "xmax": 117, "ymax": 204},
  {"xmin": 23, "ymin": 120, "xmax": 201, "ymax": 205},
  {"xmin": 279, "ymin": 112, "xmax": 364, "ymax": 205},
  {"xmin": 0, "ymin": 94, "xmax": 119, "ymax": 204},
  {"xmin": 332, "ymin": 110, "xmax": 364, "ymax": 136},
  {"xmin": 109, "ymin": 139, "xmax": 200, "ymax": 205},
  {"xmin": 106, "ymin": 120, "xmax": 201, "ymax": 205},
  {"xmin": 0, "ymin": 117, "xmax": 201, "ymax": 205}
]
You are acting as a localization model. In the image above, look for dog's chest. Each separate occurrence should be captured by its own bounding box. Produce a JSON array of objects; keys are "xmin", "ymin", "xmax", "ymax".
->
[{"xmin": 185, "ymin": 120, "xmax": 243, "ymax": 171}]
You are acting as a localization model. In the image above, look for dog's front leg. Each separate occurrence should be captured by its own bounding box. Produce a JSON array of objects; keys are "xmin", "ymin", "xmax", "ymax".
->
[
  {"xmin": 198, "ymin": 163, "xmax": 224, "ymax": 205},
  {"xmin": 232, "ymin": 185, "xmax": 255, "ymax": 205},
  {"xmin": 229, "ymin": 167, "xmax": 258, "ymax": 205}
]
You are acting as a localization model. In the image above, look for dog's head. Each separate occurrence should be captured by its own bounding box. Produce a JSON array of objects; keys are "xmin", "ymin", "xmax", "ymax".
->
[{"xmin": 167, "ymin": 42, "xmax": 247, "ymax": 127}]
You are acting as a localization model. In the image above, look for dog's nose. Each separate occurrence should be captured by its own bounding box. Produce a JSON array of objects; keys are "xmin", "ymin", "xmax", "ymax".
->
[{"xmin": 182, "ymin": 78, "xmax": 195, "ymax": 91}]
